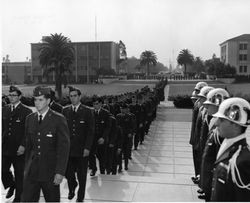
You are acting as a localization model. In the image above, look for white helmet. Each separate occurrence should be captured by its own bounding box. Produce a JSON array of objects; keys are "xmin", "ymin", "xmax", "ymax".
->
[
  {"xmin": 213, "ymin": 97, "xmax": 250, "ymax": 127},
  {"xmin": 194, "ymin": 82, "xmax": 208, "ymax": 91},
  {"xmin": 203, "ymin": 88, "xmax": 229, "ymax": 106},
  {"xmin": 191, "ymin": 90, "xmax": 198, "ymax": 99},
  {"xmin": 197, "ymin": 86, "xmax": 214, "ymax": 98}
]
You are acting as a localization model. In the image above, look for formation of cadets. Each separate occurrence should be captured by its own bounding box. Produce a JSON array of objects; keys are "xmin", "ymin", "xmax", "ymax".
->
[
  {"xmin": 190, "ymin": 81, "xmax": 250, "ymax": 201},
  {"xmin": 2, "ymin": 81, "xmax": 166, "ymax": 202}
]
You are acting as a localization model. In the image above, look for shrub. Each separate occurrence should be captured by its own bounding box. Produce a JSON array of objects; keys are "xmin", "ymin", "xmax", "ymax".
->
[{"xmin": 169, "ymin": 95, "xmax": 193, "ymax": 109}]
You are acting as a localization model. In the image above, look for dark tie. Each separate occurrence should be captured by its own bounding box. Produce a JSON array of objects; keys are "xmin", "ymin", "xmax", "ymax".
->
[
  {"xmin": 38, "ymin": 115, "xmax": 43, "ymax": 124},
  {"xmin": 12, "ymin": 105, "xmax": 15, "ymax": 112}
]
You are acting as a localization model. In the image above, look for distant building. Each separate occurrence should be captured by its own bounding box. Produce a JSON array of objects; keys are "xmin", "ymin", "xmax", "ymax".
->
[
  {"xmin": 220, "ymin": 34, "xmax": 250, "ymax": 75},
  {"xmin": 2, "ymin": 61, "xmax": 32, "ymax": 84},
  {"xmin": 31, "ymin": 41, "xmax": 120, "ymax": 83}
]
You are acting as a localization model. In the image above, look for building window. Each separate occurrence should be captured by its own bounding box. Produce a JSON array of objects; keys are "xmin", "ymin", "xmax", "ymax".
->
[
  {"xmin": 239, "ymin": 54, "xmax": 247, "ymax": 61},
  {"xmin": 244, "ymin": 66, "xmax": 247, "ymax": 73},
  {"xmin": 239, "ymin": 43, "xmax": 248, "ymax": 50},
  {"xmin": 239, "ymin": 66, "xmax": 243, "ymax": 73}
]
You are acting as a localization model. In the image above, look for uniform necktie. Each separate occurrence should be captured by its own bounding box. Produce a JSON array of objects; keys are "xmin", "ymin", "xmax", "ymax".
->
[
  {"xmin": 39, "ymin": 115, "xmax": 43, "ymax": 124},
  {"xmin": 12, "ymin": 105, "xmax": 15, "ymax": 112}
]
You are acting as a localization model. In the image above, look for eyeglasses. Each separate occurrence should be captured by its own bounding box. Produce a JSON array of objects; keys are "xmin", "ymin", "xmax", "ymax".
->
[{"xmin": 8, "ymin": 94, "xmax": 19, "ymax": 97}]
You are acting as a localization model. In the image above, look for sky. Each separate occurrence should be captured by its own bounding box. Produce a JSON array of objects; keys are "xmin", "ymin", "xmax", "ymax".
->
[{"xmin": 1, "ymin": 0, "xmax": 250, "ymax": 67}]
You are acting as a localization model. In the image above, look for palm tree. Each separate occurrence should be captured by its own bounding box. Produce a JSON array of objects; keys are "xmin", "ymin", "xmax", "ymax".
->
[
  {"xmin": 177, "ymin": 49, "xmax": 194, "ymax": 76},
  {"xmin": 39, "ymin": 33, "xmax": 74, "ymax": 98},
  {"xmin": 140, "ymin": 50, "xmax": 157, "ymax": 77}
]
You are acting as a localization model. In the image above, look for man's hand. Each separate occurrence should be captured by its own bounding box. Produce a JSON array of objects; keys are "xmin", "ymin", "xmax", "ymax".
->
[
  {"xmin": 128, "ymin": 133, "xmax": 132, "ymax": 138},
  {"xmin": 97, "ymin": 138, "xmax": 104, "ymax": 145},
  {"xmin": 53, "ymin": 174, "xmax": 64, "ymax": 185},
  {"xmin": 17, "ymin": 145, "xmax": 25, "ymax": 156},
  {"xmin": 109, "ymin": 144, "xmax": 114, "ymax": 148},
  {"xmin": 83, "ymin": 149, "xmax": 90, "ymax": 157}
]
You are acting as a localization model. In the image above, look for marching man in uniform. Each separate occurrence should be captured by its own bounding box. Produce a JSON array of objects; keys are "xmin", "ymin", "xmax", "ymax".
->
[
  {"xmin": 211, "ymin": 97, "xmax": 250, "ymax": 201},
  {"xmin": 2, "ymin": 86, "xmax": 32, "ymax": 202},
  {"xmin": 21, "ymin": 86, "xmax": 70, "ymax": 202}
]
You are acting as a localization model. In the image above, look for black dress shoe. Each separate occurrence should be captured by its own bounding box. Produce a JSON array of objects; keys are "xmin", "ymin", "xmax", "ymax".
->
[
  {"xmin": 198, "ymin": 194, "xmax": 206, "ymax": 199},
  {"xmin": 90, "ymin": 170, "xmax": 96, "ymax": 176},
  {"xmin": 197, "ymin": 189, "xmax": 204, "ymax": 194},
  {"xmin": 125, "ymin": 166, "xmax": 128, "ymax": 170},
  {"xmin": 191, "ymin": 176, "xmax": 198, "ymax": 181},
  {"xmin": 68, "ymin": 191, "xmax": 75, "ymax": 200},
  {"xmin": 6, "ymin": 186, "xmax": 15, "ymax": 199},
  {"xmin": 76, "ymin": 199, "xmax": 83, "ymax": 202}
]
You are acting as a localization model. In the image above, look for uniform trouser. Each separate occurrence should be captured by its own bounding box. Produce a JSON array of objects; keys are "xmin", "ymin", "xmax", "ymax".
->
[
  {"xmin": 128, "ymin": 135, "xmax": 133, "ymax": 158},
  {"xmin": 2, "ymin": 154, "xmax": 25, "ymax": 199},
  {"xmin": 192, "ymin": 146, "xmax": 201, "ymax": 176},
  {"xmin": 106, "ymin": 146, "xmax": 114, "ymax": 174},
  {"xmin": 111, "ymin": 147, "xmax": 119, "ymax": 174},
  {"xmin": 122, "ymin": 136, "xmax": 131, "ymax": 168},
  {"xmin": 139, "ymin": 127, "xmax": 145, "ymax": 143},
  {"xmin": 66, "ymin": 156, "xmax": 89, "ymax": 201},
  {"xmin": 89, "ymin": 143, "xmax": 106, "ymax": 173},
  {"xmin": 21, "ymin": 178, "xmax": 60, "ymax": 202},
  {"xmin": 134, "ymin": 129, "xmax": 140, "ymax": 149}
]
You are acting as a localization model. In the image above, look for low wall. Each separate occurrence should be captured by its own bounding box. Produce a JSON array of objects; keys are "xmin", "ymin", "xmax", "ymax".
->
[{"xmin": 217, "ymin": 78, "xmax": 235, "ymax": 84}]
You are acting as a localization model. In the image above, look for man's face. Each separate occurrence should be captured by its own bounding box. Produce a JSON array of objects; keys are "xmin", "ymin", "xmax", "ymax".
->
[
  {"xmin": 70, "ymin": 91, "xmax": 81, "ymax": 106},
  {"xmin": 8, "ymin": 91, "xmax": 21, "ymax": 105},
  {"xmin": 206, "ymin": 104, "xmax": 218, "ymax": 116},
  {"xmin": 34, "ymin": 95, "xmax": 50, "ymax": 113},
  {"xmin": 215, "ymin": 117, "xmax": 235, "ymax": 138},
  {"xmin": 93, "ymin": 101, "xmax": 102, "ymax": 111}
]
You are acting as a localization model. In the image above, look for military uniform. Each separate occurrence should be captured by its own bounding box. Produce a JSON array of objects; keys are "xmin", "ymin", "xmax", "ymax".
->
[
  {"xmin": 211, "ymin": 138, "xmax": 250, "ymax": 201},
  {"xmin": 21, "ymin": 86, "xmax": 70, "ymax": 202},
  {"xmin": 63, "ymin": 104, "xmax": 95, "ymax": 201},
  {"xmin": 89, "ymin": 107, "xmax": 111, "ymax": 174},
  {"xmin": 49, "ymin": 100, "xmax": 63, "ymax": 113},
  {"xmin": 2, "ymin": 101, "xmax": 32, "ymax": 200}
]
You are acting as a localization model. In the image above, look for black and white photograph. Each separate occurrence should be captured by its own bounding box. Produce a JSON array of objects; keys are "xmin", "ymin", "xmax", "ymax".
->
[{"xmin": 1, "ymin": 0, "xmax": 250, "ymax": 202}]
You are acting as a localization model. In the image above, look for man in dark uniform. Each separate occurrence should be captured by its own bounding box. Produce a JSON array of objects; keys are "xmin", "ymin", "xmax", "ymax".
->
[
  {"xmin": 211, "ymin": 97, "xmax": 250, "ymax": 201},
  {"xmin": 89, "ymin": 97, "xmax": 111, "ymax": 176},
  {"xmin": 2, "ymin": 86, "xmax": 32, "ymax": 202},
  {"xmin": 63, "ymin": 86, "xmax": 95, "ymax": 202},
  {"xmin": 49, "ymin": 89, "xmax": 63, "ymax": 113},
  {"xmin": 21, "ymin": 86, "xmax": 70, "ymax": 202}
]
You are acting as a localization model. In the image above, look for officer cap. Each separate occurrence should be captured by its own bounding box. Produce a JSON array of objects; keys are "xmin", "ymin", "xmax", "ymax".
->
[
  {"xmin": 9, "ymin": 85, "xmax": 21, "ymax": 95},
  {"xmin": 33, "ymin": 86, "xmax": 51, "ymax": 97},
  {"xmin": 68, "ymin": 86, "xmax": 81, "ymax": 95}
]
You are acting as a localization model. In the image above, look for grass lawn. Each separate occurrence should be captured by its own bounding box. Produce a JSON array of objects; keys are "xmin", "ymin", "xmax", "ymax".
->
[
  {"xmin": 2, "ymin": 80, "xmax": 157, "ymax": 97},
  {"xmin": 169, "ymin": 83, "xmax": 250, "ymax": 98}
]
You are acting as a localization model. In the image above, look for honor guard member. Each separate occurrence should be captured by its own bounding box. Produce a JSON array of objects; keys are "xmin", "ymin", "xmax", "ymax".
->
[
  {"xmin": 63, "ymin": 86, "xmax": 95, "ymax": 202},
  {"xmin": 189, "ymin": 82, "xmax": 208, "ymax": 183},
  {"xmin": 210, "ymin": 97, "xmax": 250, "ymax": 201},
  {"xmin": 21, "ymin": 86, "xmax": 70, "ymax": 202},
  {"xmin": 192, "ymin": 86, "xmax": 214, "ymax": 184},
  {"xmin": 89, "ymin": 97, "xmax": 111, "ymax": 176},
  {"xmin": 2, "ymin": 86, "xmax": 32, "ymax": 202},
  {"xmin": 199, "ymin": 88, "xmax": 229, "ymax": 200},
  {"xmin": 49, "ymin": 89, "xmax": 63, "ymax": 113}
]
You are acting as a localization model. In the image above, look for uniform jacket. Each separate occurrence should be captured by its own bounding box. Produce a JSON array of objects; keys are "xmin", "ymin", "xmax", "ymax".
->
[
  {"xmin": 129, "ymin": 103, "xmax": 141, "ymax": 128},
  {"xmin": 2, "ymin": 103, "xmax": 32, "ymax": 156},
  {"xmin": 62, "ymin": 104, "xmax": 95, "ymax": 156},
  {"xmin": 199, "ymin": 114, "xmax": 212, "ymax": 154},
  {"xmin": 200, "ymin": 129, "xmax": 222, "ymax": 197},
  {"xmin": 211, "ymin": 138, "xmax": 250, "ymax": 201},
  {"xmin": 116, "ymin": 112, "xmax": 134, "ymax": 136},
  {"xmin": 108, "ymin": 115, "xmax": 117, "ymax": 146},
  {"xmin": 24, "ymin": 109, "xmax": 70, "ymax": 181},
  {"xmin": 189, "ymin": 101, "xmax": 199, "ymax": 145},
  {"xmin": 94, "ymin": 108, "xmax": 111, "ymax": 142}
]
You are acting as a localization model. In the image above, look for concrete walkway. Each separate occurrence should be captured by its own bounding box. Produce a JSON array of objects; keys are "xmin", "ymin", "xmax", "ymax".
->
[{"xmin": 2, "ymin": 85, "xmax": 202, "ymax": 202}]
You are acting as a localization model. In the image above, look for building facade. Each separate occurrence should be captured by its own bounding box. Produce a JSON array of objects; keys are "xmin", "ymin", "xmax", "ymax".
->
[
  {"xmin": 220, "ymin": 34, "xmax": 250, "ymax": 75},
  {"xmin": 2, "ymin": 62, "xmax": 32, "ymax": 84},
  {"xmin": 31, "ymin": 41, "xmax": 120, "ymax": 83}
]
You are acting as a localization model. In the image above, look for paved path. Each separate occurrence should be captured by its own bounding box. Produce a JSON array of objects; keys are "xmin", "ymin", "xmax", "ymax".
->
[{"xmin": 2, "ymin": 85, "xmax": 203, "ymax": 202}]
